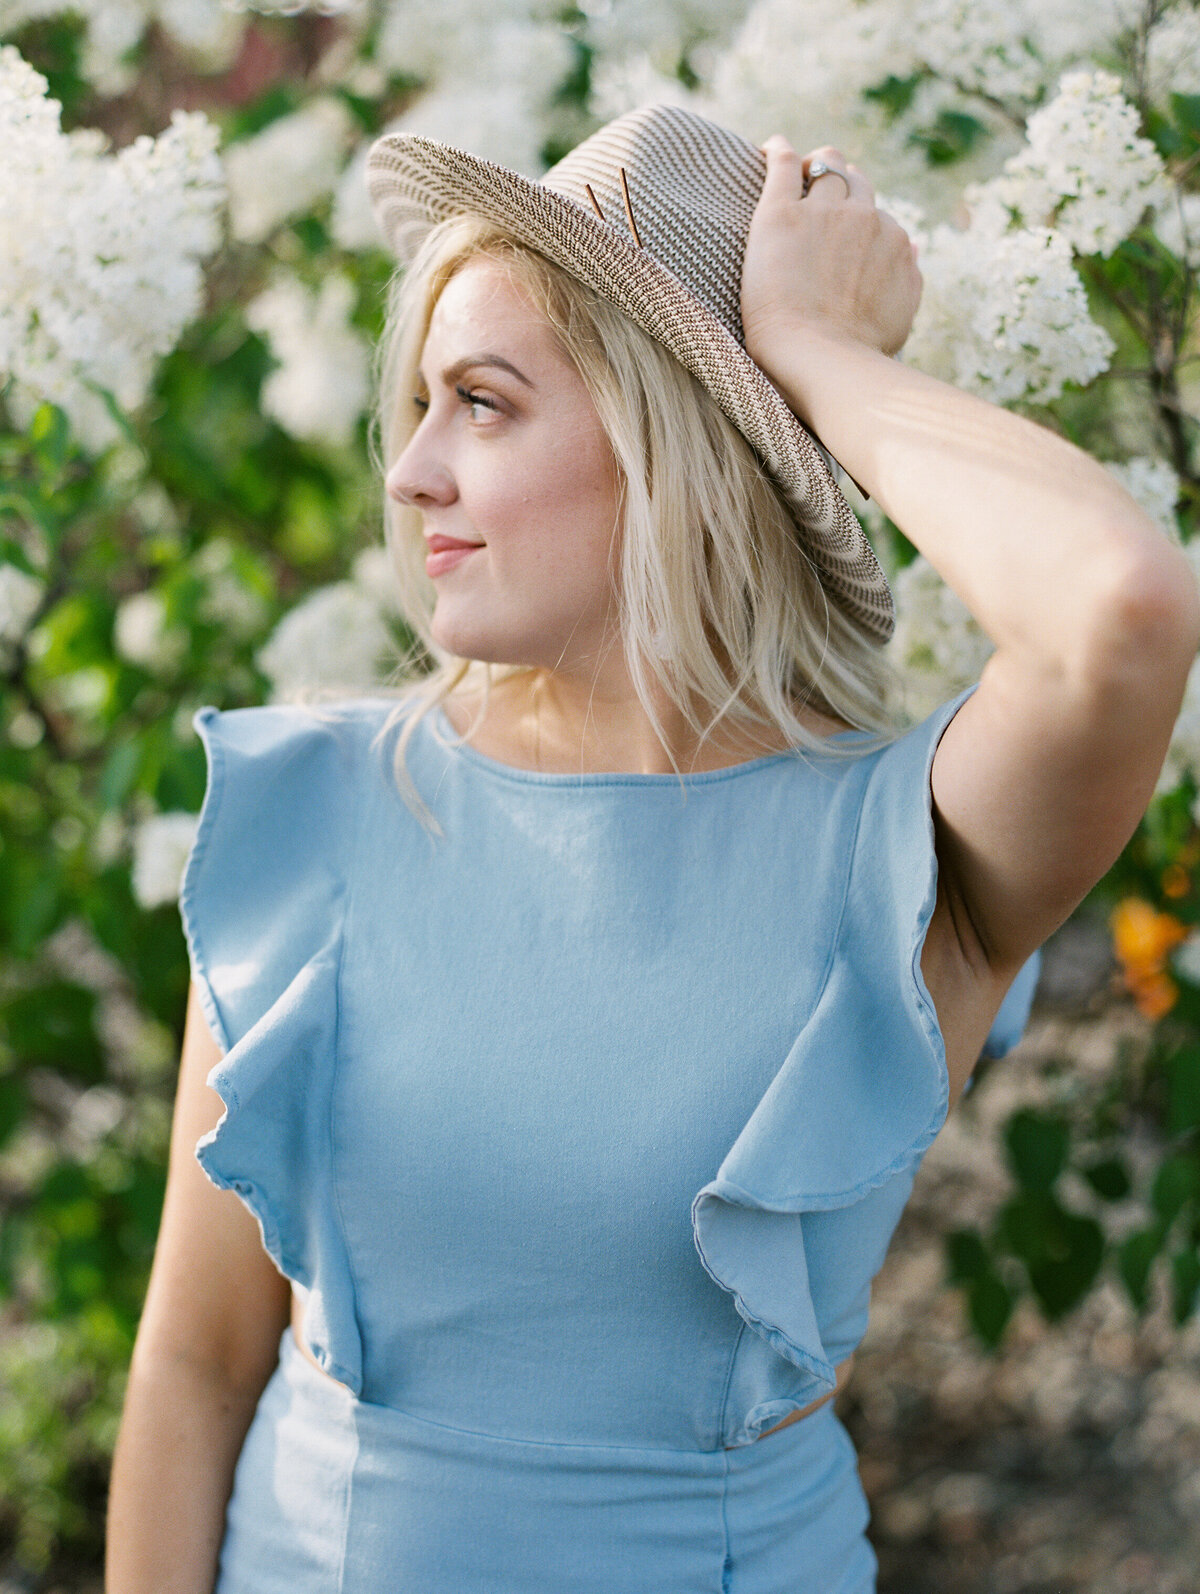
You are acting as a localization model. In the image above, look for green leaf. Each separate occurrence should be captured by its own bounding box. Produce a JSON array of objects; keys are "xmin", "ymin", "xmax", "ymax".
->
[
  {"xmin": 28, "ymin": 402, "xmax": 71, "ymax": 468},
  {"xmin": 1118, "ymin": 1226, "xmax": 1164, "ymax": 1311},
  {"xmin": 1151, "ymin": 1155, "xmax": 1200, "ymax": 1225},
  {"xmin": 908, "ymin": 109, "xmax": 987, "ymax": 167},
  {"xmin": 1171, "ymin": 1247, "xmax": 1200, "ymax": 1324},
  {"xmin": 966, "ymin": 1270, "xmax": 1014, "ymax": 1348},
  {"xmin": 1081, "ymin": 1155, "xmax": 1132, "ymax": 1202},
  {"xmin": 1170, "ymin": 91, "xmax": 1200, "ymax": 141},
  {"xmin": 1004, "ymin": 1109, "xmax": 1070, "ymax": 1192},
  {"xmin": 0, "ymin": 1072, "xmax": 29, "ymax": 1151},
  {"xmin": 996, "ymin": 1190, "xmax": 1057, "ymax": 1264},
  {"xmin": 1027, "ymin": 1212, "xmax": 1104, "ymax": 1319},
  {"xmin": 1166, "ymin": 1046, "xmax": 1200, "ymax": 1134},
  {"xmin": 946, "ymin": 1228, "xmax": 990, "ymax": 1283},
  {"xmin": 0, "ymin": 982, "xmax": 104, "ymax": 1083},
  {"xmin": 863, "ymin": 72, "xmax": 923, "ymax": 120}
]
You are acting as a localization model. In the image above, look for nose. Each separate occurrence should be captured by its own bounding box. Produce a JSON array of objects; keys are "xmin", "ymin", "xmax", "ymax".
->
[{"xmin": 386, "ymin": 428, "xmax": 456, "ymax": 509}]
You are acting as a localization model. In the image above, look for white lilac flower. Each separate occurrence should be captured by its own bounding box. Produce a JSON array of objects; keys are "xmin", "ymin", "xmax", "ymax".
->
[
  {"xmin": 886, "ymin": 555, "xmax": 993, "ymax": 723},
  {"xmin": 374, "ymin": 0, "xmax": 560, "ymax": 83},
  {"xmin": 0, "ymin": 563, "xmax": 45, "ymax": 647},
  {"xmin": 244, "ymin": 272, "xmax": 371, "ymax": 448},
  {"xmin": 1146, "ymin": 3, "xmax": 1200, "ymax": 104},
  {"xmin": 702, "ymin": 0, "xmax": 899, "ymax": 165},
  {"xmin": 964, "ymin": 70, "xmax": 1170, "ymax": 258},
  {"xmin": 256, "ymin": 581, "xmax": 395, "ymax": 697},
  {"xmin": 1174, "ymin": 929, "xmax": 1200, "ymax": 987},
  {"xmin": 1163, "ymin": 653, "xmax": 1200, "ymax": 798},
  {"xmin": 390, "ymin": 78, "xmax": 549, "ymax": 178},
  {"xmin": 582, "ymin": 0, "xmax": 752, "ymax": 65},
  {"xmin": 0, "ymin": 48, "xmax": 225, "ymax": 450},
  {"xmin": 330, "ymin": 140, "xmax": 383, "ymax": 252},
  {"xmin": 352, "ymin": 545, "xmax": 400, "ymax": 614},
  {"xmin": 192, "ymin": 538, "xmax": 269, "ymax": 637},
  {"xmin": 224, "ymin": 0, "xmax": 360, "ymax": 13},
  {"xmin": 1152, "ymin": 190, "xmax": 1200, "ymax": 270},
  {"xmin": 910, "ymin": 0, "xmax": 1044, "ymax": 103},
  {"xmin": 131, "ymin": 810, "xmax": 199, "ymax": 909},
  {"xmin": 1103, "ymin": 456, "xmax": 1181, "ymax": 539},
  {"xmin": 590, "ymin": 54, "xmax": 691, "ymax": 120},
  {"xmin": 697, "ymin": 0, "xmax": 1022, "ymax": 220},
  {"xmin": 902, "ymin": 221, "xmax": 1115, "ymax": 406},
  {"xmin": 113, "ymin": 590, "xmax": 187, "ymax": 671},
  {"xmin": 379, "ymin": 14, "xmax": 576, "ymax": 179},
  {"xmin": 0, "ymin": 0, "xmax": 242, "ymax": 98},
  {"xmin": 224, "ymin": 97, "xmax": 355, "ymax": 245}
]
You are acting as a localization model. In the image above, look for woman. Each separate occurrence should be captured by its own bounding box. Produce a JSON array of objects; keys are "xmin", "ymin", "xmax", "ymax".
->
[{"xmin": 106, "ymin": 105, "xmax": 1199, "ymax": 1592}]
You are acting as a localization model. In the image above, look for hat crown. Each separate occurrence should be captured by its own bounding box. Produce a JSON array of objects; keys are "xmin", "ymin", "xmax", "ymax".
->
[{"xmin": 542, "ymin": 105, "xmax": 764, "ymax": 341}]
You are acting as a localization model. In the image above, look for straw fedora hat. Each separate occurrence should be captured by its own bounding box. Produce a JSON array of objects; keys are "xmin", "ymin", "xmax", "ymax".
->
[{"xmin": 365, "ymin": 102, "xmax": 894, "ymax": 644}]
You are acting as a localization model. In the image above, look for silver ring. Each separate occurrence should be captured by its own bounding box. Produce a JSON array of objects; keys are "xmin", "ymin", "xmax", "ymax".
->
[{"xmin": 805, "ymin": 160, "xmax": 851, "ymax": 198}]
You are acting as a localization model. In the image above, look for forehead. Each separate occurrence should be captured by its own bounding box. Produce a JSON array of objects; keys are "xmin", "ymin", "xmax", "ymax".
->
[{"xmin": 426, "ymin": 257, "xmax": 554, "ymax": 355}]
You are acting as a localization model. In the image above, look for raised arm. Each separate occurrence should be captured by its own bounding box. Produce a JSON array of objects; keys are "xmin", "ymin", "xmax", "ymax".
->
[{"xmin": 744, "ymin": 136, "xmax": 1200, "ymax": 984}]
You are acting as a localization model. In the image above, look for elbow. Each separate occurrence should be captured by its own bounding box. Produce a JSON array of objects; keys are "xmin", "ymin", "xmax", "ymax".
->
[{"xmin": 1079, "ymin": 534, "xmax": 1200, "ymax": 696}]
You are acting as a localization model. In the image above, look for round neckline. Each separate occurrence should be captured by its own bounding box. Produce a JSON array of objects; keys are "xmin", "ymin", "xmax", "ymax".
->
[{"xmin": 431, "ymin": 705, "xmax": 866, "ymax": 787}]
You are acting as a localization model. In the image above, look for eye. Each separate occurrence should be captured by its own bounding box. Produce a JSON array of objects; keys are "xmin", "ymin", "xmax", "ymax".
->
[
  {"xmin": 412, "ymin": 394, "xmax": 429, "ymax": 415},
  {"xmin": 456, "ymin": 384, "xmax": 499, "ymax": 419}
]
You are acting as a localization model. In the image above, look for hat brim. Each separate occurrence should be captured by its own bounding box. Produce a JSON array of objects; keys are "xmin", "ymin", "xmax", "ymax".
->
[{"xmin": 366, "ymin": 133, "xmax": 894, "ymax": 644}]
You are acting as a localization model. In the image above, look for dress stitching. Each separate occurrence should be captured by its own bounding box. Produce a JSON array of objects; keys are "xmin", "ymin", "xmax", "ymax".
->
[
  {"xmin": 719, "ymin": 1445, "xmax": 733, "ymax": 1594},
  {"xmin": 714, "ymin": 1319, "xmax": 746, "ymax": 1451},
  {"xmin": 328, "ymin": 734, "xmax": 364, "ymax": 1584}
]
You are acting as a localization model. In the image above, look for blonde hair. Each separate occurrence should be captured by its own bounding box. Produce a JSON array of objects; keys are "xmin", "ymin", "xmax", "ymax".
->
[{"xmin": 364, "ymin": 213, "xmax": 901, "ymax": 833}]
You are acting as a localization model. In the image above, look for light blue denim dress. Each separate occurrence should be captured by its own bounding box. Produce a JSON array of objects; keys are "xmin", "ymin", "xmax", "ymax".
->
[{"xmin": 179, "ymin": 684, "xmax": 1040, "ymax": 1593}]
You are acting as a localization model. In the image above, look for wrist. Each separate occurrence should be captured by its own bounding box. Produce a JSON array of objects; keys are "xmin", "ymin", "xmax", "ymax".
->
[{"xmin": 747, "ymin": 319, "xmax": 887, "ymax": 428}]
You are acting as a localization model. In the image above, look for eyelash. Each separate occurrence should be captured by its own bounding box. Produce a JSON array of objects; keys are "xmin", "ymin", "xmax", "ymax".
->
[{"xmin": 411, "ymin": 387, "xmax": 499, "ymax": 417}]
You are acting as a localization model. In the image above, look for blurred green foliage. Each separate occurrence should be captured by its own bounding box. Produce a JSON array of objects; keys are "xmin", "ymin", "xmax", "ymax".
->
[{"xmin": 0, "ymin": 8, "xmax": 1198, "ymax": 1585}]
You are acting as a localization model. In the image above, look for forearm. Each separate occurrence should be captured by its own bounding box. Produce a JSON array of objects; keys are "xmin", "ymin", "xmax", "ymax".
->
[
  {"xmin": 772, "ymin": 326, "xmax": 1194, "ymax": 670},
  {"xmin": 105, "ymin": 1350, "xmax": 260, "ymax": 1594}
]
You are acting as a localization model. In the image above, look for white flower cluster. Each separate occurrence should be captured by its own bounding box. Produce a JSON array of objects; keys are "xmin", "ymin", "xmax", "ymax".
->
[
  {"xmin": 192, "ymin": 537, "xmax": 270, "ymax": 637},
  {"xmin": 886, "ymin": 555, "xmax": 993, "ymax": 723},
  {"xmin": 0, "ymin": 47, "xmax": 225, "ymax": 450},
  {"xmin": 244, "ymin": 271, "xmax": 371, "ymax": 448},
  {"xmin": 911, "ymin": 0, "xmax": 1045, "ymax": 103},
  {"xmin": 1103, "ymin": 455, "xmax": 1181, "ymax": 540},
  {"xmin": 902, "ymin": 218, "xmax": 1115, "ymax": 406},
  {"xmin": 584, "ymin": 0, "xmax": 753, "ymax": 64},
  {"xmin": 1152, "ymin": 190, "xmax": 1200, "ymax": 270},
  {"xmin": 0, "ymin": 0, "xmax": 243, "ymax": 97},
  {"xmin": 255, "ymin": 557, "xmax": 398, "ymax": 699},
  {"xmin": 224, "ymin": 96, "xmax": 356, "ymax": 244},
  {"xmin": 373, "ymin": 0, "xmax": 575, "ymax": 177},
  {"xmin": 648, "ymin": 0, "xmax": 1173, "ymax": 227},
  {"xmin": 1158, "ymin": 635, "xmax": 1200, "ymax": 803},
  {"xmin": 965, "ymin": 71, "xmax": 1170, "ymax": 258},
  {"xmin": 131, "ymin": 810, "xmax": 199, "ymax": 909},
  {"xmin": 0, "ymin": 562, "xmax": 44, "ymax": 652},
  {"xmin": 113, "ymin": 590, "xmax": 187, "ymax": 673},
  {"xmin": 1145, "ymin": 2, "xmax": 1200, "ymax": 103},
  {"xmin": 224, "ymin": 0, "xmax": 359, "ymax": 13}
]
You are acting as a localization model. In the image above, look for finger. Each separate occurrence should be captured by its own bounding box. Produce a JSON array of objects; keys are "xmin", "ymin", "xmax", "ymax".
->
[
  {"xmin": 801, "ymin": 147, "xmax": 876, "ymax": 207},
  {"xmin": 844, "ymin": 161, "xmax": 875, "ymax": 207},
  {"xmin": 801, "ymin": 146, "xmax": 854, "ymax": 206},
  {"xmin": 759, "ymin": 133, "xmax": 806, "ymax": 205}
]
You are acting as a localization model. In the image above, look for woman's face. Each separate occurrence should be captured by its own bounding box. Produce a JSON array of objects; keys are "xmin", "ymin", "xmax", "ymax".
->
[{"xmin": 386, "ymin": 256, "xmax": 623, "ymax": 672}]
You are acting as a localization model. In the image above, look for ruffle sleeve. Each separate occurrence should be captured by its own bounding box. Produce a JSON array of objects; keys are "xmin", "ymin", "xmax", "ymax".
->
[
  {"xmin": 692, "ymin": 684, "xmax": 1041, "ymax": 1415},
  {"xmin": 178, "ymin": 703, "xmax": 364, "ymax": 1393}
]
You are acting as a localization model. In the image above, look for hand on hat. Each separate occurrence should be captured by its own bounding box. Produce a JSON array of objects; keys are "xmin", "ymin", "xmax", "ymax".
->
[{"xmin": 741, "ymin": 136, "xmax": 922, "ymax": 373}]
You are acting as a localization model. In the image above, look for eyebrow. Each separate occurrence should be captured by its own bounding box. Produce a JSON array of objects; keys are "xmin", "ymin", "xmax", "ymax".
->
[{"xmin": 416, "ymin": 354, "xmax": 534, "ymax": 390}]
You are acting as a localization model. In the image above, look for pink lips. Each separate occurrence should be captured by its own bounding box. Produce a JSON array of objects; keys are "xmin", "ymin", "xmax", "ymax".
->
[{"xmin": 425, "ymin": 534, "xmax": 483, "ymax": 578}]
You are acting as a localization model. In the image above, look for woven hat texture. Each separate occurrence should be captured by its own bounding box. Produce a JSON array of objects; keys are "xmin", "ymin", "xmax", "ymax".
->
[{"xmin": 366, "ymin": 103, "xmax": 894, "ymax": 643}]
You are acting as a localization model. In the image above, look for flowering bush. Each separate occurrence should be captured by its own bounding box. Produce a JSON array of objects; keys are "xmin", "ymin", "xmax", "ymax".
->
[{"xmin": 0, "ymin": 0, "xmax": 1198, "ymax": 1574}]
